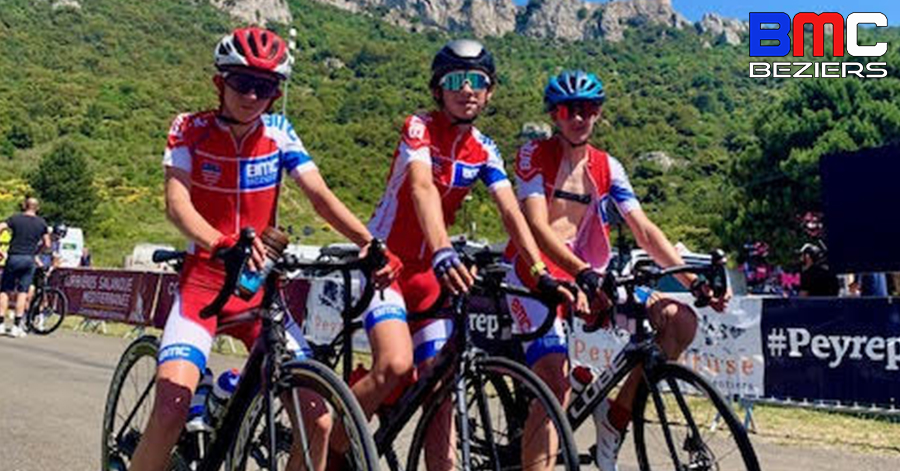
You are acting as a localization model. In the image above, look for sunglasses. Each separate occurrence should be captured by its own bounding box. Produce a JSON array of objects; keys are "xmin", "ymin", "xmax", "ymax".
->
[
  {"xmin": 223, "ymin": 73, "xmax": 281, "ymax": 99},
  {"xmin": 439, "ymin": 70, "xmax": 492, "ymax": 91},
  {"xmin": 554, "ymin": 101, "xmax": 602, "ymax": 120}
]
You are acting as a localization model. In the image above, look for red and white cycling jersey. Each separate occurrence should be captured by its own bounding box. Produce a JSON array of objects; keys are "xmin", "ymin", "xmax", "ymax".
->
[
  {"xmin": 159, "ymin": 111, "xmax": 316, "ymax": 371},
  {"xmin": 368, "ymin": 111, "xmax": 510, "ymax": 266},
  {"xmin": 363, "ymin": 111, "xmax": 510, "ymax": 364},
  {"xmin": 507, "ymin": 137, "xmax": 641, "ymax": 281},
  {"xmin": 163, "ymin": 111, "xmax": 316, "ymax": 287},
  {"xmin": 504, "ymin": 137, "xmax": 642, "ymax": 365}
]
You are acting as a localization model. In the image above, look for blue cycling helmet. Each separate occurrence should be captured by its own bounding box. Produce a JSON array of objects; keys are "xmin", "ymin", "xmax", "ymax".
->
[{"xmin": 544, "ymin": 70, "xmax": 605, "ymax": 111}]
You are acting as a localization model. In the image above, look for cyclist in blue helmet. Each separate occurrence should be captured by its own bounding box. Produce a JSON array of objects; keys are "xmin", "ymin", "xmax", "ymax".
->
[{"xmin": 505, "ymin": 70, "xmax": 731, "ymax": 471}]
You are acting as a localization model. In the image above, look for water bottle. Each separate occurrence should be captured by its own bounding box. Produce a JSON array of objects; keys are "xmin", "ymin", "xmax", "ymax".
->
[
  {"xmin": 569, "ymin": 360, "xmax": 599, "ymax": 394},
  {"xmin": 186, "ymin": 368, "xmax": 214, "ymax": 433},
  {"xmin": 208, "ymin": 368, "xmax": 241, "ymax": 423},
  {"xmin": 237, "ymin": 227, "xmax": 290, "ymax": 299}
]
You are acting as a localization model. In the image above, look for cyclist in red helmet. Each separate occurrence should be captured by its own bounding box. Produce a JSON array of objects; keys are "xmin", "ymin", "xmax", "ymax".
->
[{"xmin": 129, "ymin": 27, "xmax": 400, "ymax": 471}]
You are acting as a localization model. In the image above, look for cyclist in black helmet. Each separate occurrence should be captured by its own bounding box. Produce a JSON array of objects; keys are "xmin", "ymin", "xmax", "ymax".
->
[{"xmin": 331, "ymin": 39, "xmax": 575, "ymax": 469}]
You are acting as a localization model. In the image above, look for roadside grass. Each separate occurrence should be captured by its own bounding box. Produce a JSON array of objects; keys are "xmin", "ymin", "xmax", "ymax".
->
[{"xmin": 743, "ymin": 402, "xmax": 900, "ymax": 455}]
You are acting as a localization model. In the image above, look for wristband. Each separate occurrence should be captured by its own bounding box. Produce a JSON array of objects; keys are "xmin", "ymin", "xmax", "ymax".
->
[{"xmin": 529, "ymin": 261, "xmax": 547, "ymax": 277}]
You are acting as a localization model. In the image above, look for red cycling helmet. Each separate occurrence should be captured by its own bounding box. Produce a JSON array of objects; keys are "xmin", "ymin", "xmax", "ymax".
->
[{"xmin": 214, "ymin": 27, "xmax": 292, "ymax": 79}]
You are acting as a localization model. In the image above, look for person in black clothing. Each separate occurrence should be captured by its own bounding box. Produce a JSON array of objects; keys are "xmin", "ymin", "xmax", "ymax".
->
[
  {"xmin": 798, "ymin": 243, "xmax": 840, "ymax": 297},
  {"xmin": 0, "ymin": 197, "xmax": 50, "ymax": 337}
]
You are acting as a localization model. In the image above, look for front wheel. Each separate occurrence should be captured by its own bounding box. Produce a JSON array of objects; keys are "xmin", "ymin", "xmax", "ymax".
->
[
  {"xmin": 227, "ymin": 359, "xmax": 378, "ymax": 471},
  {"xmin": 632, "ymin": 363, "xmax": 760, "ymax": 471},
  {"xmin": 406, "ymin": 355, "xmax": 580, "ymax": 471},
  {"xmin": 101, "ymin": 335, "xmax": 190, "ymax": 471}
]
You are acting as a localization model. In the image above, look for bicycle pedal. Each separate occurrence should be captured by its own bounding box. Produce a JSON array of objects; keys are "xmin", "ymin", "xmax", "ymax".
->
[{"xmin": 581, "ymin": 445, "xmax": 598, "ymax": 465}]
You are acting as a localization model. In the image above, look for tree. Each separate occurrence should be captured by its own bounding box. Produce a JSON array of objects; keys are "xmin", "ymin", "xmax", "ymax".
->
[
  {"xmin": 29, "ymin": 140, "xmax": 99, "ymax": 228},
  {"xmin": 723, "ymin": 78, "xmax": 900, "ymax": 263}
]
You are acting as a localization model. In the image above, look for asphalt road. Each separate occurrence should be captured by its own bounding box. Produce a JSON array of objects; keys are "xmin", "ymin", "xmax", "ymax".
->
[{"xmin": 1, "ymin": 330, "xmax": 898, "ymax": 470}]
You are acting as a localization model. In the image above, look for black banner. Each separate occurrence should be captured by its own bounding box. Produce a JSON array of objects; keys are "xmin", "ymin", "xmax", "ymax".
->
[{"xmin": 761, "ymin": 298, "xmax": 900, "ymax": 407}]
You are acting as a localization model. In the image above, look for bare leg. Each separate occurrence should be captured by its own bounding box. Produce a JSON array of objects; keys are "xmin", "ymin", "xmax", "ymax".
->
[
  {"xmin": 612, "ymin": 295, "xmax": 697, "ymax": 421},
  {"xmin": 284, "ymin": 389, "xmax": 332, "ymax": 471},
  {"xmin": 421, "ymin": 357, "xmax": 455, "ymax": 471},
  {"xmin": 130, "ymin": 360, "xmax": 200, "ymax": 471},
  {"xmin": 522, "ymin": 353, "xmax": 570, "ymax": 471},
  {"xmin": 330, "ymin": 319, "xmax": 413, "ymax": 453},
  {"xmin": 14, "ymin": 291, "xmax": 27, "ymax": 326},
  {"xmin": 0, "ymin": 292, "xmax": 9, "ymax": 328}
]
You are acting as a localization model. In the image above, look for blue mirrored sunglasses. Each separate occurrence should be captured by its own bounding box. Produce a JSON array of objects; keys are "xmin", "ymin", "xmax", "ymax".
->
[{"xmin": 439, "ymin": 70, "xmax": 492, "ymax": 91}]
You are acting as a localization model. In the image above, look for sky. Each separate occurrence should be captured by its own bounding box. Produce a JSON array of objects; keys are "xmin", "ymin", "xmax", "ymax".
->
[{"xmin": 513, "ymin": 1, "xmax": 899, "ymax": 25}]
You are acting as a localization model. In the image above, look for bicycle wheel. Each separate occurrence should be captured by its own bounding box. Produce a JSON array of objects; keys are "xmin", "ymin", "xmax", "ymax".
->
[
  {"xmin": 632, "ymin": 363, "xmax": 760, "ymax": 471},
  {"xmin": 406, "ymin": 356, "xmax": 580, "ymax": 471},
  {"xmin": 27, "ymin": 288, "xmax": 67, "ymax": 335},
  {"xmin": 101, "ymin": 335, "xmax": 190, "ymax": 471},
  {"xmin": 228, "ymin": 359, "xmax": 379, "ymax": 471}
]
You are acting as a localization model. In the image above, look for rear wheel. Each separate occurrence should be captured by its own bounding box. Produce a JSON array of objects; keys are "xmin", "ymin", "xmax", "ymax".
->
[
  {"xmin": 26, "ymin": 288, "xmax": 67, "ymax": 335},
  {"xmin": 101, "ymin": 336, "xmax": 190, "ymax": 471},
  {"xmin": 632, "ymin": 363, "xmax": 760, "ymax": 471}
]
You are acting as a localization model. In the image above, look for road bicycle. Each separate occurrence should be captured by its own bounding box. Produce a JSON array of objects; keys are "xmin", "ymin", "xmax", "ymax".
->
[
  {"xmin": 305, "ymin": 244, "xmax": 581, "ymax": 471},
  {"xmin": 101, "ymin": 229, "xmax": 380, "ymax": 470}
]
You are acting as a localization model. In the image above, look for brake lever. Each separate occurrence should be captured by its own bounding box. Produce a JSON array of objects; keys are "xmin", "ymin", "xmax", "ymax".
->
[{"xmin": 200, "ymin": 228, "xmax": 256, "ymax": 319}]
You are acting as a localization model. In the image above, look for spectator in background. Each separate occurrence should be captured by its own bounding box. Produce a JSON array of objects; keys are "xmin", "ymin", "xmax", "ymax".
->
[
  {"xmin": 37, "ymin": 223, "xmax": 66, "ymax": 269},
  {"xmin": 0, "ymin": 197, "xmax": 50, "ymax": 337},
  {"xmin": 858, "ymin": 272, "xmax": 889, "ymax": 297},
  {"xmin": 798, "ymin": 243, "xmax": 840, "ymax": 297},
  {"xmin": 80, "ymin": 246, "xmax": 92, "ymax": 267}
]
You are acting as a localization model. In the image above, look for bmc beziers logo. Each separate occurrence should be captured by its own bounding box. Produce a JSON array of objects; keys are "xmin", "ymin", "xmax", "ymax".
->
[{"xmin": 749, "ymin": 12, "xmax": 888, "ymax": 78}]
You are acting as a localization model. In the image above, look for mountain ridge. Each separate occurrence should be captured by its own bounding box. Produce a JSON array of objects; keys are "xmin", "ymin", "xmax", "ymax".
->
[{"xmin": 210, "ymin": 0, "xmax": 747, "ymax": 45}]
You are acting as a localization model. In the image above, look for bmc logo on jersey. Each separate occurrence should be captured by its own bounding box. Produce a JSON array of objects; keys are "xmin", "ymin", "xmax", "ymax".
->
[
  {"xmin": 748, "ymin": 12, "xmax": 888, "ymax": 79},
  {"xmin": 452, "ymin": 162, "xmax": 481, "ymax": 188},
  {"xmin": 241, "ymin": 153, "xmax": 281, "ymax": 190}
]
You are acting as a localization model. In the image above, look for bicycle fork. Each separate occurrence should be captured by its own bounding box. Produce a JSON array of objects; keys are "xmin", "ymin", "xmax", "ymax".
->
[{"xmin": 454, "ymin": 360, "xmax": 473, "ymax": 471}]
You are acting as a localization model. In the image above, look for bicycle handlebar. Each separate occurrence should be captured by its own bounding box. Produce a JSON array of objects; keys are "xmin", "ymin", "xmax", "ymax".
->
[
  {"xmin": 199, "ymin": 227, "xmax": 386, "ymax": 321},
  {"xmin": 152, "ymin": 249, "xmax": 187, "ymax": 264}
]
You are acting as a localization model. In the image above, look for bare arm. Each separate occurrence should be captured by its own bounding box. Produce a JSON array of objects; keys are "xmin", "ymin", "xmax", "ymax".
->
[
  {"xmin": 408, "ymin": 161, "xmax": 452, "ymax": 253},
  {"xmin": 164, "ymin": 167, "xmax": 222, "ymax": 250},
  {"xmin": 623, "ymin": 208, "xmax": 693, "ymax": 287},
  {"xmin": 0, "ymin": 222, "xmax": 7, "ymax": 234},
  {"xmin": 624, "ymin": 208, "xmax": 730, "ymax": 311},
  {"xmin": 494, "ymin": 187, "xmax": 561, "ymax": 273},
  {"xmin": 520, "ymin": 196, "xmax": 591, "ymax": 277},
  {"xmin": 292, "ymin": 169, "xmax": 372, "ymax": 247}
]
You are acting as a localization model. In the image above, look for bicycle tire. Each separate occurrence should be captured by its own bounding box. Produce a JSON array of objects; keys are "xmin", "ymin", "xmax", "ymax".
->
[
  {"xmin": 632, "ymin": 363, "xmax": 760, "ymax": 471},
  {"xmin": 406, "ymin": 356, "xmax": 580, "ymax": 471},
  {"xmin": 27, "ymin": 288, "xmax": 67, "ymax": 335},
  {"xmin": 227, "ymin": 358, "xmax": 379, "ymax": 471},
  {"xmin": 101, "ymin": 335, "xmax": 190, "ymax": 471}
]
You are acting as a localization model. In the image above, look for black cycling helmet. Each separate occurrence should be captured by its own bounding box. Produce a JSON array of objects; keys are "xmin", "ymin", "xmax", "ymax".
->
[
  {"xmin": 53, "ymin": 223, "xmax": 68, "ymax": 239},
  {"xmin": 430, "ymin": 39, "xmax": 496, "ymax": 89}
]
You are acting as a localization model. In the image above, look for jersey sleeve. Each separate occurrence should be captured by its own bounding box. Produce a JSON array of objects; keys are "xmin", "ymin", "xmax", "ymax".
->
[
  {"xmin": 514, "ymin": 141, "xmax": 544, "ymax": 200},
  {"xmin": 608, "ymin": 156, "xmax": 641, "ymax": 214},
  {"xmin": 275, "ymin": 115, "xmax": 317, "ymax": 177},
  {"xmin": 396, "ymin": 114, "xmax": 432, "ymax": 167},
  {"xmin": 162, "ymin": 113, "xmax": 193, "ymax": 173},
  {"xmin": 477, "ymin": 135, "xmax": 510, "ymax": 192}
]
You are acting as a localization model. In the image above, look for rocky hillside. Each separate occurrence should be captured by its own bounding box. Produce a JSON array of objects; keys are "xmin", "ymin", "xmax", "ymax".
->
[{"xmin": 268, "ymin": 0, "xmax": 749, "ymax": 45}]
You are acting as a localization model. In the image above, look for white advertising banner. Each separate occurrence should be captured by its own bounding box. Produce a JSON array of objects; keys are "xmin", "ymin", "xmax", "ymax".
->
[{"xmin": 570, "ymin": 295, "xmax": 765, "ymax": 398}]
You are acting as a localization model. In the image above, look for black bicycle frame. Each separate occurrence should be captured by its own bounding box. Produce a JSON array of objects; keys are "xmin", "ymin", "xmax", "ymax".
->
[{"xmin": 563, "ymin": 261, "xmax": 725, "ymax": 431}]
